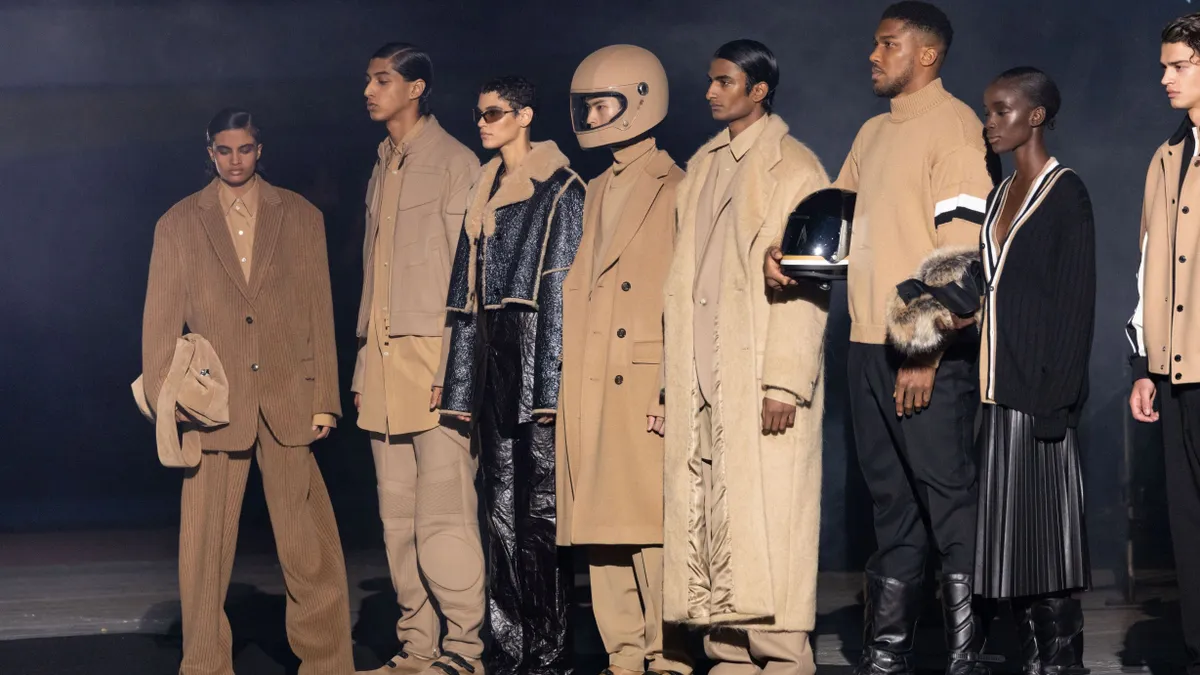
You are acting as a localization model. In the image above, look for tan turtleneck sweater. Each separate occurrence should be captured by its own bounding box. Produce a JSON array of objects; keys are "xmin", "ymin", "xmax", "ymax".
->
[{"xmin": 834, "ymin": 78, "xmax": 992, "ymax": 345}]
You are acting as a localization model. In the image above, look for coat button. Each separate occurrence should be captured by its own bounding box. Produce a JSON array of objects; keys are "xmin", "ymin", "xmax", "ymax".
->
[
  {"xmin": 1177, "ymin": 373, "xmax": 1184, "ymax": 380},
  {"xmin": 614, "ymin": 375, "xmax": 624, "ymax": 385},
  {"xmin": 1182, "ymin": 256, "xmax": 1189, "ymax": 263},
  {"xmin": 1176, "ymin": 354, "xmax": 1183, "ymax": 362},
  {"xmin": 1179, "ymin": 305, "xmax": 1185, "ymax": 312},
  {"xmin": 621, "ymin": 282, "xmax": 631, "ymax": 291},
  {"xmin": 699, "ymin": 298, "xmax": 708, "ymax": 306},
  {"xmin": 245, "ymin": 316, "xmax": 254, "ymax": 324},
  {"xmin": 251, "ymin": 363, "xmax": 260, "ymax": 372},
  {"xmin": 1184, "ymin": 206, "xmax": 1191, "ymax": 214},
  {"xmin": 617, "ymin": 328, "xmax": 626, "ymax": 338}
]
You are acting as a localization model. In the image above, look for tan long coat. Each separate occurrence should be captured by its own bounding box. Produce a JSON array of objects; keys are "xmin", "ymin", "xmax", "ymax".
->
[
  {"xmin": 556, "ymin": 148, "xmax": 683, "ymax": 546},
  {"xmin": 662, "ymin": 115, "xmax": 829, "ymax": 632}
]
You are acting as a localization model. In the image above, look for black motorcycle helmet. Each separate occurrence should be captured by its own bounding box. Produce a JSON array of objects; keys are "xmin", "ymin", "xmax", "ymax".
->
[{"xmin": 778, "ymin": 188, "xmax": 856, "ymax": 282}]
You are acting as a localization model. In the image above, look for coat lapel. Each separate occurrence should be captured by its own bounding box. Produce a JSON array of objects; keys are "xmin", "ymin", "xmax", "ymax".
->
[
  {"xmin": 594, "ymin": 152, "xmax": 672, "ymax": 289},
  {"xmin": 247, "ymin": 180, "xmax": 285, "ymax": 299},
  {"xmin": 731, "ymin": 117, "xmax": 784, "ymax": 263},
  {"xmin": 570, "ymin": 170, "xmax": 606, "ymax": 295},
  {"xmin": 197, "ymin": 180, "xmax": 251, "ymax": 300}
]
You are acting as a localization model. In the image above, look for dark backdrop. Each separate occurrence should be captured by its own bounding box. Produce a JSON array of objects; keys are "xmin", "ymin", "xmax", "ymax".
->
[{"xmin": 0, "ymin": 0, "xmax": 1184, "ymax": 574}]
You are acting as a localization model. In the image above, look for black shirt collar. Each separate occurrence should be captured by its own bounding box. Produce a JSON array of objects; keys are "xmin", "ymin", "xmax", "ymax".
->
[{"xmin": 1170, "ymin": 114, "xmax": 1195, "ymax": 146}]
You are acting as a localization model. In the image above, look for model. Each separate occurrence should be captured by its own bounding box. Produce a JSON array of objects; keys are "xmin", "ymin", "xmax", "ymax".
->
[
  {"xmin": 437, "ymin": 76, "xmax": 585, "ymax": 675},
  {"xmin": 353, "ymin": 42, "xmax": 485, "ymax": 675},
  {"xmin": 558, "ymin": 44, "xmax": 691, "ymax": 675},
  {"xmin": 661, "ymin": 39, "xmax": 830, "ymax": 675},
  {"xmin": 141, "ymin": 108, "xmax": 352, "ymax": 675}
]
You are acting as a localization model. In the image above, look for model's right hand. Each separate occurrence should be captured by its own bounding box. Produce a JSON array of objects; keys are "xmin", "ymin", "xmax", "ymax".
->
[
  {"xmin": 1130, "ymin": 378, "xmax": 1159, "ymax": 423},
  {"xmin": 354, "ymin": 393, "xmax": 362, "ymax": 412},
  {"xmin": 764, "ymin": 245, "xmax": 796, "ymax": 292}
]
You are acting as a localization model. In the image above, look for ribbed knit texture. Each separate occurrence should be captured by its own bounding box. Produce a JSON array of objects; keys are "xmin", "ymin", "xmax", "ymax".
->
[
  {"xmin": 834, "ymin": 79, "xmax": 993, "ymax": 344},
  {"xmin": 142, "ymin": 179, "xmax": 341, "ymax": 451},
  {"xmin": 983, "ymin": 169, "xmax": 1095, "ymax": 439}
]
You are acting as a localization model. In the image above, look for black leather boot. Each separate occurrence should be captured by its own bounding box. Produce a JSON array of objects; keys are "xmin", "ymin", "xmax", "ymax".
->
[
  {"xmin": 855, "ymin": 574, "xmax": 923, "ymax": 675},
  {"xmin": 1031, "ymin": 596, "xmax": 1088, "ymax": 675},
  {"xmin": 941, "ymin": 574, "xmax": 1001, "ymax": 675},
  {"xmin": 1012, "ymin": 599, "xmax": 1040, "ymax": 675}
]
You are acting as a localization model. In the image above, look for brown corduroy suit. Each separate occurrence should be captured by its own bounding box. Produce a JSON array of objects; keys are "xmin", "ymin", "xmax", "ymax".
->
[{"xmin": 142, "ymin": 177, "xmax": 353, "ymax": 675}]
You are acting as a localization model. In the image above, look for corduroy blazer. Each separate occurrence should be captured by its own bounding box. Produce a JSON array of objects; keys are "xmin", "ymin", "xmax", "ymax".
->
[{"xmin": 142, "ymin": 178, "xmax": 341, "ymax": 450}]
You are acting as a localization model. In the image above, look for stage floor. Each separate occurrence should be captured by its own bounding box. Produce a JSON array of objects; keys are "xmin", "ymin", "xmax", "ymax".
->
[{"xmin": 0, "ymin": 529, "xmax": 1186, "ymax": 675}]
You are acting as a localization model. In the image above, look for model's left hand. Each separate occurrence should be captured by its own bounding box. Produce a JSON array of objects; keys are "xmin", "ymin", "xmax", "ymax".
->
[
  {"xmin": 761, "ymin": 397, "xmax": 796, "ymax": 434},
  {"xmin": 894, "ymin": 359, "xmax": 937, "ymax": 417},
  {"xmin": 313, "ymin": 425, "xmax": 332, "ymax": 441},
  {"xmin": 537, "ymin": 414, "xmax": 556, "ymax": 426}
]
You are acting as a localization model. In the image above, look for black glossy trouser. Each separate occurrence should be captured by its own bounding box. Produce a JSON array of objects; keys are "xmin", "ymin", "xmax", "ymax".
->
[
  {"xmin": 473, "ymin": 309, "xmax": 571, "ymax": 675},
  {"xmin": 1158, "ymin": 379, "xmax": 1200, "ymax": 675},
  {"xmin": 848, "ymin": 341, "xmax": 980, "ymax": 584}
]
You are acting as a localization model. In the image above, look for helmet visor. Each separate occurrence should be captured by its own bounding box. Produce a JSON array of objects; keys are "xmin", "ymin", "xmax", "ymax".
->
[{"xmin": 570, "ymin": 91, "xmax": 629, "ymax": 134}]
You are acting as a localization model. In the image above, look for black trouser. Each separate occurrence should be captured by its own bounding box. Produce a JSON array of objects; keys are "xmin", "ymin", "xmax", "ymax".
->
[
  {"xmin": 1157, "ymin": 379, "xmax": 1200, "ymax": 675},
  {"xmin": 848, "ymin": 341, "xmax": 980, "ymax": 584},
  {"xmin": 473, "ymin": 308, "xmax": 571, "ymax": 675}
]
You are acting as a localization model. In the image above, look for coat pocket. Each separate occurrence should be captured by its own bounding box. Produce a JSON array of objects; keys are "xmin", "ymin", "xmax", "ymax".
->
[
  {"xmin": 632, "ymin": 340, "xmax": 663, "ymax": 365},
  {"xmin": 300, "ymin": 357, "xmax": 315, "ymax": 381}
]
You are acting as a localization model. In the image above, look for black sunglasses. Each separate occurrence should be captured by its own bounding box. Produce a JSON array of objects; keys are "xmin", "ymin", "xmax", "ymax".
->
[{"xmin": 473, "ymin": 107, "xmax": 518, "ymax": 124}]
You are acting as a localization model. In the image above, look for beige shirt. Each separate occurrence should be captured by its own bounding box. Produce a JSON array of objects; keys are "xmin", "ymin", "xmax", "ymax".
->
[
  {"xmin": 218, "ymin": 176, "xmax": 336, "ymax": 429},
  {"xmin": 357, "ymin": 119, "xmax": 444, "ymax": 436},
  {"xmin": 593, "ymin": 137, "xmax": 657, "ymax": 283},
  {"xmin": 693, "ymin": 114, "xmax": 768, "ymax": 405},
  {"xmin": 218, "ymin": 176, "xmax": 259, "ymax": 281}
]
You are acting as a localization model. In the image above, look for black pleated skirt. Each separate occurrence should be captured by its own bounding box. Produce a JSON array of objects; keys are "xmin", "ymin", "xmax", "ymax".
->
[{"xmin": 974, "ymin": 404, "xmax": 1091, "ymax": 599}]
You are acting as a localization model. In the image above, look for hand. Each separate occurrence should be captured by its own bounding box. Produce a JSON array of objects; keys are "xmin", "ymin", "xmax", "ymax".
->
[
  {"xmin": 430, "ymin": 387, "xmax": 442, "ymax": 412},
  {"xmin": 537, "ymin": 414, "xmax": 556, "ymax": 425},
  {"xmin": 647, "ymin": 415, "xmax": 665, "ymax": 436},
  {"xmin": 312, "ymin": 425, "xmax": 332, "ymax": 440},
  {"xmin": 354, "ymin": 393, "xmax": 362, "ymax": 412},
  {"xmin": 894, "ymin": 359, "xmax": 937, "ymax": 417},
  {"xmin": 937, "ymin": 314, "xmax": 977, "ymax": 331},
  {"xmin": 764, "ymin": 245, "xmax": 797, "ymax": 292},
  {"xmin": 175, "ymin": 409, "xmax": 189, "ymax": 423},
  {"xmin": 761, "ymin": 397, "xmax": 796, "ymax": 434},
  {"xmin": 1130, "ymin": 378, "xmax": 1159, "ymax": 423}
]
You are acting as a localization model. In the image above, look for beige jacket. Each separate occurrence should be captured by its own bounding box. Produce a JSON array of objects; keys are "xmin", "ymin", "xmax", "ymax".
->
[
  {"xmin": 556, "ymin": 144, "xmax": 683, "ymax": 546},
  {"xmin": 142, "ymin": 179, "xmax": 341, "ymax": 450},
  {"xmin": 354, "ymin": 116, "xmax": 480, "ymax": 343},
  {"xmin": 1129, "ymin": 118, "xmax": 1200, "ymax": 384},
  {"xmin": 662, "ymin": 115, "xmax": 830, "ymax": 632}
]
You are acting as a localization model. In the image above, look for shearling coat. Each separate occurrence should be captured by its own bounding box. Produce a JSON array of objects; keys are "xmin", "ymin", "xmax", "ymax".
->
[
  {"xmin": 662, "ymin": 115, "xmax": 830, "ymax": 632},
  {"xmin": 142, "ymin": 178, "xmax": 341, "ymax": 450},
  {"xmin": 556, "ymin": 146, "xmax": 684, "ymax": 546}
]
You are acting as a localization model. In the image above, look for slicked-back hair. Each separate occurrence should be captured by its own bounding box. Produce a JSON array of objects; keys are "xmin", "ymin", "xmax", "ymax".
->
[{"xmin": 713, "ymin": 39, "xmax": 779, "ymax": 113}]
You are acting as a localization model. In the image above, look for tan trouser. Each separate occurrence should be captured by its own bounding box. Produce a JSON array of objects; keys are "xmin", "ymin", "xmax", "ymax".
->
[
  {"xmin": 589, "ymin": 546, "xmax": 692, "ymax": 674},
  {"xmin": 698, "ymin": 404, "xmax": 814, "ymax": 675},
  {"xmin": 704, "ymin": 629, "xmax": 815, "ymax": 675},
  {"xmin": 179, "ymin": 414, "xmax": 353, "ymax": 675},
  {"xmin": 371, "ymin": 424, "xmax": 484, "ymax": 660}
]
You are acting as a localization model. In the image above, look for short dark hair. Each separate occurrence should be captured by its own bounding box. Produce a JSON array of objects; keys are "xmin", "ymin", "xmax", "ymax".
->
[
  {"xmin": 994, "ymin": 66, "xmax": 1062, "ymax": 130},
  {"xmin": 713, "ymin": 39, "xmax": 779, "ymax": 113},
  {"xmin": 1163, "ymin": 13, "xmax": 1200, "ymax": 61},
  {"xmin": 480, "ymin": 76, "xmax": 538, "ymax": 115},
  {"xmin": 882, "ymin": 1, "xmax": 954, "ymax": 55},
  {"xmin": 206, "ymin": 108, "xmax": 260, "ymax": 146},
  {"xmin": 372, "ymin": 42, "xmax": 434, "ymax": 115}
]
